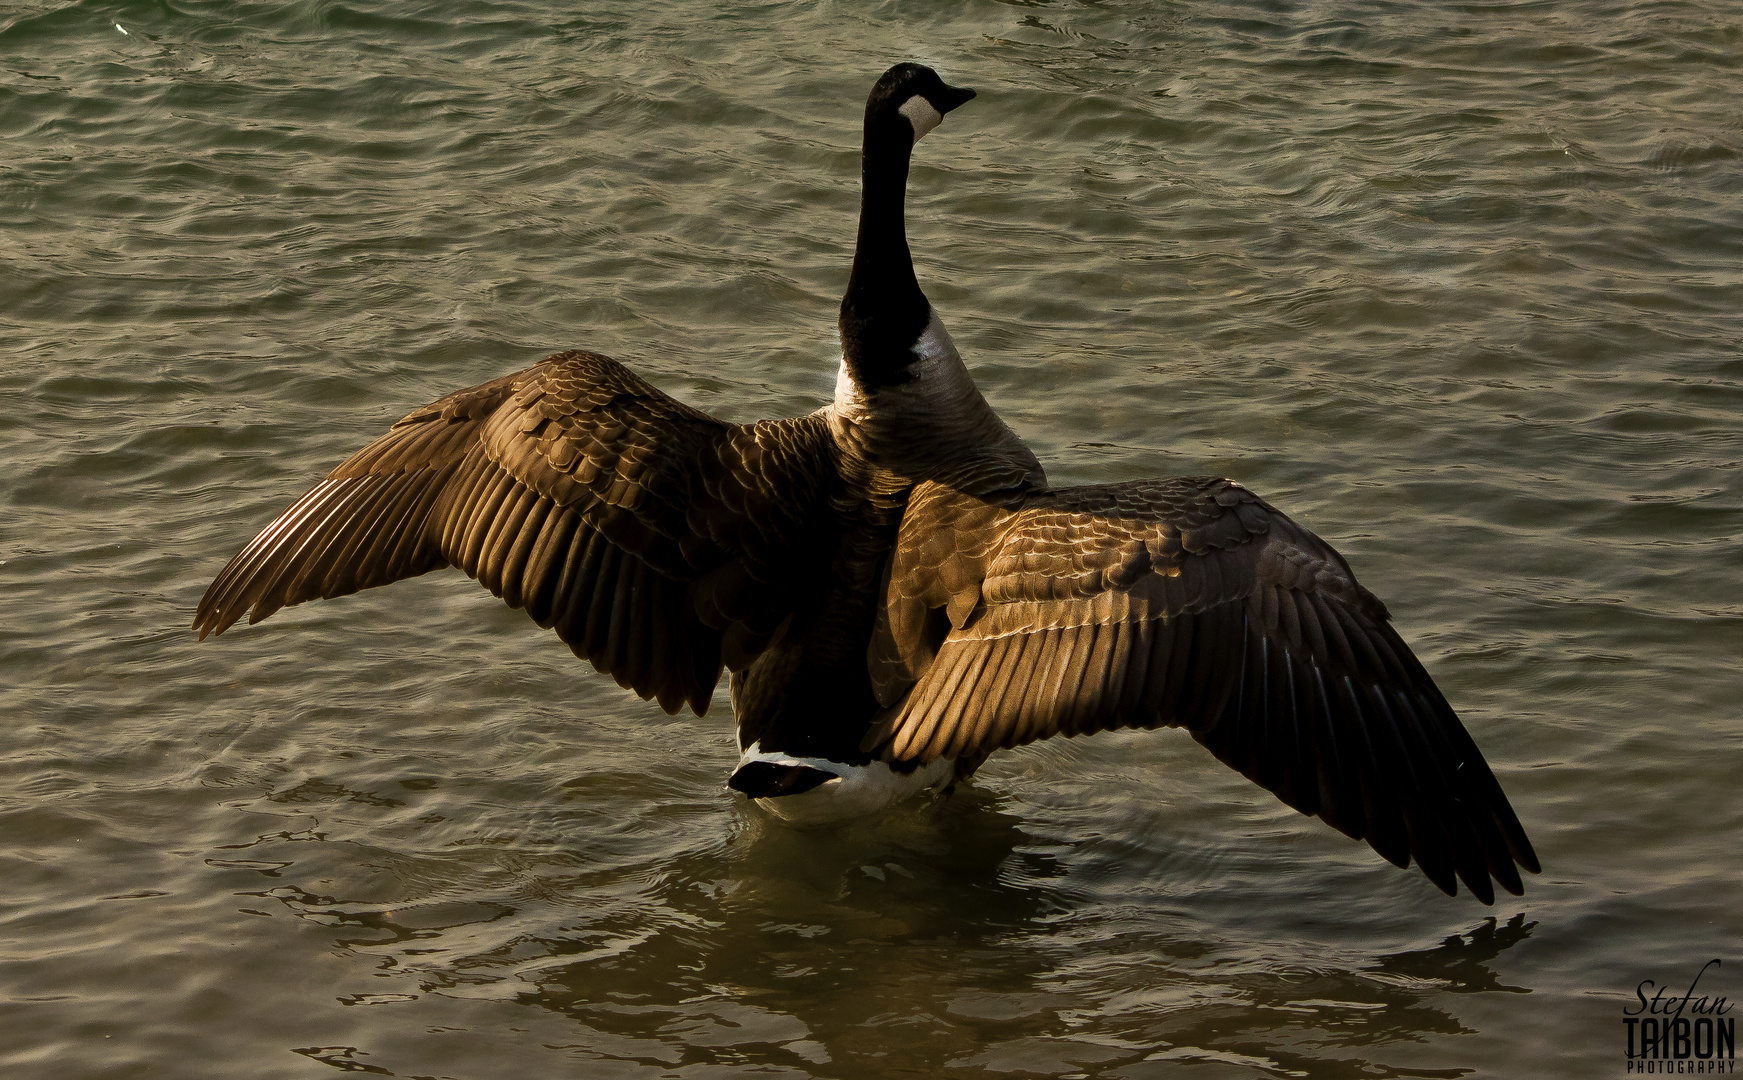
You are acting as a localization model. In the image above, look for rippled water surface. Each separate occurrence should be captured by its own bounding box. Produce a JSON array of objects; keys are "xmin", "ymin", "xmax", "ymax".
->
[{"xmin": 3, "ymin": 0, "xmax": 1740, "ymax": 1077}]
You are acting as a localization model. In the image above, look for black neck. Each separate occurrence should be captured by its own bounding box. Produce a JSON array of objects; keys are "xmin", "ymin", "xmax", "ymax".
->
[{"xmin": 839, "ymin": 113, "xmax": 930, "ymax": 388}]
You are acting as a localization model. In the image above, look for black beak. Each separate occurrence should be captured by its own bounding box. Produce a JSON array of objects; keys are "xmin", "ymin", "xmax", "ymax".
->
[{"xmin": 934, "ymin": 84, "xmax": 977, "ymax": 114}]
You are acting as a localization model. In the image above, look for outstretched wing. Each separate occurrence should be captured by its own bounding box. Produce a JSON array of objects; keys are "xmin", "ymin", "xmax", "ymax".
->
[
  {"xmin": 863, "ymin": 474, "xmax": 1539, "ymax": 903},
  {"xmin": 195, "ymin": 350, "xmax": 841, "ymax": 716}
]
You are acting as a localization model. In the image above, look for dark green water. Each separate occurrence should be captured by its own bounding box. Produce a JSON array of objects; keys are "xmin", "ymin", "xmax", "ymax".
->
[{"xmin": 3, "ymin": 1, "xmax": 1740, "ymax": 1077}]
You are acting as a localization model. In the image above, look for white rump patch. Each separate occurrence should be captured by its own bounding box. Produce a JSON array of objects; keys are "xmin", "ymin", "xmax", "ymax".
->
[
  {"xmin": 898, "ymin": 95, "xmax": 944, "ymax": 141},
  {"xmin": 734, "ymin": 741, "xmax": 955, "ymax": 825}
]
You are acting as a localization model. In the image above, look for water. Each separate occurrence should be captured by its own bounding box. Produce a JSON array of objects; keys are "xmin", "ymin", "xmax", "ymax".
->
[{"xmin": 3, "ymin": 0, "xmax": 1740, "ymax": 1076}]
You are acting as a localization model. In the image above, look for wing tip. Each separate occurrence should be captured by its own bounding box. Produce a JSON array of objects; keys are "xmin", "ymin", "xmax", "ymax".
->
[{"xmin": 192, "ymin": 600, "xmax": 242, "ymax": 641}]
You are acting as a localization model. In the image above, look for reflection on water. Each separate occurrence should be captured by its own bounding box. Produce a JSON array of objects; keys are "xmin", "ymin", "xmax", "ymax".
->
[{"xmin": 217, "ymin": 784, "xmax": 1538, "ymax": 1077}]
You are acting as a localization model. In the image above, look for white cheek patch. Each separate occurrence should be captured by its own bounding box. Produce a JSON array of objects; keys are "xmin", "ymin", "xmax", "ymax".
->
[{"xmin": 898, "ymin": 95, "xmax": 944, "ymax": 141}]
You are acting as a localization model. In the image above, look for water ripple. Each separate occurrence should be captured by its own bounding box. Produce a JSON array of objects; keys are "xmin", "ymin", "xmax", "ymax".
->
[{"xmin": 3, "ymin": 0, "xmax": 1740, "ymax": 1077}]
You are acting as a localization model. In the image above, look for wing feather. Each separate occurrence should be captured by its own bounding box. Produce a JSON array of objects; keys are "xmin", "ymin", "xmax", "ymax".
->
[
  {"xmin": 1063, "ymin": 623, "xmax": 1112, "ymax": 737},
  {"xmin": 864, "ymin": 474, "xmax": 1538, "ymax": 901},
  {"xmin": 194, "ymin": 351, "xmax": 839, "ymax": 716},
  {"xmin": 962, "ymin": 634, "xmax": 1020, "ymax": 752},
  {"xmin": 521, "ymin": 507, "xmax": 580, "ymax": 626}
]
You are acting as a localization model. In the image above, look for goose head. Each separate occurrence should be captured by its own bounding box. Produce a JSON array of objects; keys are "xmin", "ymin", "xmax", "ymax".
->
[{"xmin": 864, "ymin": 61, "xmax": 977, "ymax": 145}]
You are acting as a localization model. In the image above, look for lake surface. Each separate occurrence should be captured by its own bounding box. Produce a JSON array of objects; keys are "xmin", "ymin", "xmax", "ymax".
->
[{"xmin": 3, "ymin": 0, "xmax": 1740, "ymax": 1077}]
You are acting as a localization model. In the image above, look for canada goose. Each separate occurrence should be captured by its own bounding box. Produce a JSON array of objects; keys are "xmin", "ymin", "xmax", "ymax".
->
[{"xmin": 195, "ymin": 62, "xmax": 1539, "ymax": 903}]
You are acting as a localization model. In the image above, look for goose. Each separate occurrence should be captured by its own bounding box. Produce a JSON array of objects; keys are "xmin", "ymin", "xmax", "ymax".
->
[{"xmin": 194, "ymin": 62, "xmax": 1539, "ymax": 903}]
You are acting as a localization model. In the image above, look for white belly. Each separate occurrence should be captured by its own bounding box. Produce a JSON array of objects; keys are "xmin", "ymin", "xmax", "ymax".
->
[{"xmin": 734, "ymin": 742, "xmax": 956, "ymax": 825}]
